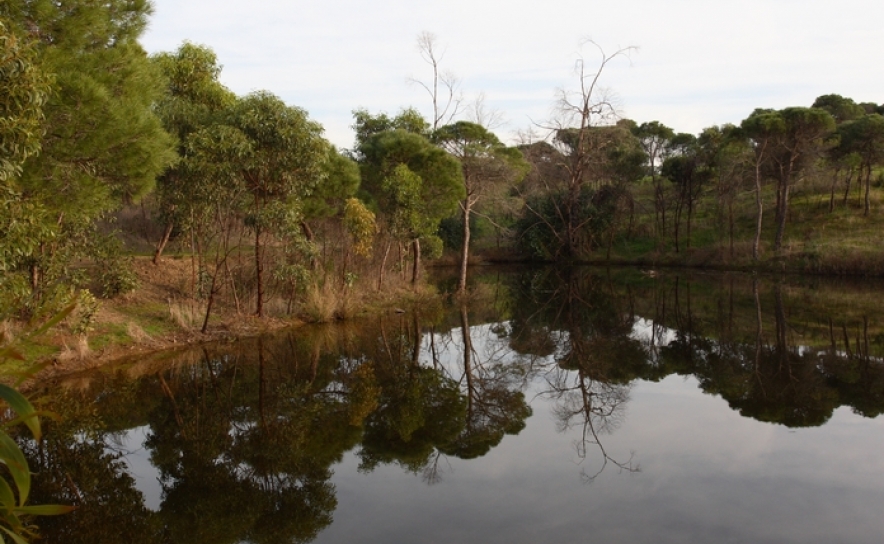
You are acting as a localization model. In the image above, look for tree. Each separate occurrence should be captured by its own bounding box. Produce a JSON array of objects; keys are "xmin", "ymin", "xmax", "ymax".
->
[
  {"xmin": 0, "ymin": 19, "xmax": 56, "ymax": 315},
  {"xmin": 225, "ymin": 91, "xmax": 329, "ymax": 317},
  {"xmin": 410, "ymin": 32, "xmax": 462, "ymax": 131},
  {"xmin": 631, "ymin": 120, "xmax": 675, "ymax": 240},
  {"xmin": 741, "ymin": 107, "xmax": 834, "ymax": 255},
  {"xmin": 300, "ymin": 146, "xmax": 361, "ymax": 242},
  {"xmin": 812, "ymin": 94, "xmax": 865, "ymax": 124},
  {"xmin": 0, "ymin": 19, "xmax": 50, "ymax": 183},
  {"xmin": 434, "ymin": 121, "xmax": 527, "ymax": 292},
  {"xmin": 150, "ymin": 42, "xmax": 236, "ymax": 263},
  {"xmin": 177, "ymin": 123, "xmax": 252, "ymax": 330},
  {"xmin": 768, "ymin": 108, "xmax": 835, "ymax": 252},
  {"xmin": 354, "ymin": 112, "xmax": 463, "ymax": 286},
  {"xmin": 835, "ymin": 114, "xmax": 884, "ymax": 215},
  {"xmin": 740, "ymin": 110, "xmax": 783, "ymax": 260},
  {"xmin": 2, "ymin": 0, "xmax": 175, "ymax": 308},
  {"xmin": 2, "ymin": 0, "xmax": 176, "ymax": 221},
  {"xmin": 662, "ymin": 133, "xmax": 713, "ymax": 252},
  {"xmin": 539, "ymin": 41, "xmax": 636, "ymax": 260},
  {"xmin": 697, "ymin": 124, "xmax": 753, "ymax": 257}
]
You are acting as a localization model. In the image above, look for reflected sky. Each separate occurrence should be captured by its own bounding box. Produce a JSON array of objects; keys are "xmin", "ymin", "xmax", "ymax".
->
[{"xmin": 311, "ymin": 323, "xmax": 884, "ymax": 544}]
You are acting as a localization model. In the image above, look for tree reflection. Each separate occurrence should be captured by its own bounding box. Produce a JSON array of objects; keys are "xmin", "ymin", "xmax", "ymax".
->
[
  {"xmin": 145, "ymin": 335, "xmax": 363, "ymax": 544},
  {"xmin": 655, "ymin": 275, "xmax": 884, "ymax": 428},
  {"xmin": 25, "ymin": 422, "xmax": 161, "ymax": 543},
  {"xmin": 356, "ymin": 313, "xmax": 467, "ymax": 473},
  {"xmin": 437, "ymin": 304, "xmax": 532, "ymax": 461},
  {"xmin": 507, "ymin": 268, "xmax": 644, "ymax": 480}
]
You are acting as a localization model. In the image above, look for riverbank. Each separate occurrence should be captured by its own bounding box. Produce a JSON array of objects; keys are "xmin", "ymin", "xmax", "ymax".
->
[{"xmin": 17, "ymin": 256, "xmax": 442, "ymax": 380}]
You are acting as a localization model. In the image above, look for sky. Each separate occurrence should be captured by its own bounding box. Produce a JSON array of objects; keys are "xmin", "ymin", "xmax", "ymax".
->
[{"xmin": 140, "ymin": 0, "xmax": 884, "ymax": 150}]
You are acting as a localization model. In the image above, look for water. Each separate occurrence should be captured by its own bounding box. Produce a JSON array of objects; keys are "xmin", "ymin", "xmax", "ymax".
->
[{"xmin": 20, "ymin": 267, "xmax": 884, "ymax": 543}]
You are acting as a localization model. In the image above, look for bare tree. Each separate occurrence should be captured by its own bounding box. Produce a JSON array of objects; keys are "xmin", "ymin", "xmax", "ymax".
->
[
  {"xmin": 538, "ymin": 41, "xmax": 637, "ymax": 259},
  {"xmin": 410, "ymin": 31, "xmax": 463, "ymax": 131},
  {"xmin": 467, "ymin": 92, "xmax": 506, "ymax": 131}
]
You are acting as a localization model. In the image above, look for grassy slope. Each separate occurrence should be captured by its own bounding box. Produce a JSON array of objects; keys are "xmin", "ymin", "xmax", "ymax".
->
[{"xmin": 579, "ymin": 176, "xmax": 884, "ymax": 275}]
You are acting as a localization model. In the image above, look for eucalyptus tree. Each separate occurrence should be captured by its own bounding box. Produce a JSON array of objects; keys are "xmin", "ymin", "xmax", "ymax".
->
[
  {"xmin": 411, "ymin": 31, "xmax": 462, "ymax": 131},
  {"xmin": 225, "ymin": 91, "xmax": 329, "ymax": 317},
  {"xmin": 0, "ymin": 19, "xmax": 50, "ymax": 183},
  {"xmin": 434, "ymin": 121, "xmax": 527, "ymax": 292},
  {"xmin": 177, "ymin": 124, "xmax": 251, "ymax": 330},
  {"xmin": 151, "ymin": 42, "xmax": 236, "ymax": 263},
  {"xmin": 354, "ymin": 110, "xmax": 463, "ymax": 286}
]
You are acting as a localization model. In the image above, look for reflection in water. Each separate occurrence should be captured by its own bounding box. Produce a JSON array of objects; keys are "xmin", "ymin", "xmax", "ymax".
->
[{"xmin": 18, "ymin": 267, "xmax": 884, "ymax": 542}]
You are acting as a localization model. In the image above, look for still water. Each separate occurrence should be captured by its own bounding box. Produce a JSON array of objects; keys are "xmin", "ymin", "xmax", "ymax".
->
[{"xmin": 21, "ymin": 267, "xmax": 884, "ymax": 543}]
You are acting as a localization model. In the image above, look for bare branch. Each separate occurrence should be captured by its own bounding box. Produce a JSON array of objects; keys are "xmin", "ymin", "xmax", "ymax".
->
[{"xmin": 409, "ymin": 31, "xmax": 464, "ymax": 130}]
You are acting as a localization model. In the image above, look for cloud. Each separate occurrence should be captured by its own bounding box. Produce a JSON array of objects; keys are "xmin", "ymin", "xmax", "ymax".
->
[{"xmin": 141, "ymin": 0, "xmax": 884, "ymax": 148}]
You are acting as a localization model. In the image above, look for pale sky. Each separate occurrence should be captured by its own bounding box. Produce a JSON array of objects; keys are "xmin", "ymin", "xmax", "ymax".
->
[{"xmin": 140, "ymin": 0, "xmax": 883, "ymax": 150}]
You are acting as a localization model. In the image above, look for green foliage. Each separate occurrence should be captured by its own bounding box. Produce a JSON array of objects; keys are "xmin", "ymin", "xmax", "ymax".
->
[
  {"xmin": 356, "ymin": 123, "xmax": 464, "ymax": 239},
  {"xmin": 1, "ymin": 0, "xmax": 174, "ymax": 321},
  {"xmin": 812, "ymin": 94, "xmax": 865, "ymax": 124},
  {"xmin": 70, "ymin": 290, "xmax": 98, "ymax": 336},
  {"xmin": 514, "ymin": 185, "xmax": 620, "ymax": 259},
  {"xmin": 302, "ymin": 147, "xmax": 361, "ymax": 221},
  {"xmin": 4, "ymin": 0, "xmax": 176, "ymax": 220},
  {"xmin": 342, "ymin": 198, "xmax": 377, "ymax": 257},
  {"xmin": 0, "ymin": 19, "xmax": 50, "ymax": 184}
]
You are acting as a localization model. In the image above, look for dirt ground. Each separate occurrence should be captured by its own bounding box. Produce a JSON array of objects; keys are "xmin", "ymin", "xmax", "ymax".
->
[{"xmin": 36, "ymin": 256, "xmax": 298, "ymax": 379}]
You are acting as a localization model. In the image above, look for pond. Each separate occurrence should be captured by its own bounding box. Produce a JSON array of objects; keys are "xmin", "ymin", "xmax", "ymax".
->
[{"xmin": 19, "ymin": 267, "xmax": 884, "ymax": 543}]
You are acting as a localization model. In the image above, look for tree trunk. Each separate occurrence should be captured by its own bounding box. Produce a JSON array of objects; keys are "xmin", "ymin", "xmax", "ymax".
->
[
  {"xmin": 843, "ymin": 168, "xmax": 853, "ymax": 206},
  {"xmin": 201, "ymin": 271, "xmax": 218, "ymax": 333},
  {"xmin": 457, "ymin": 199, "xmax": 471, "ymax": 293},
  {"xmin": 673, "ymin": 198, "xmax": 682, "ymax": 253},
  {"xmin": 254, "ymin": 195, "xmax": 264, "ymax": 318},
  {"xmin": 686, "ymin": 185, "xmax": 694, "ymax": 250},
  {"xmin": 411, "ymin": 238, "xmax": 422, "ymax": 287},
  {"xmin": 774, "ymin": 182, "xmax": 789, "ymax": 252},
  {"xmin": 153, "ymin": 222, "xmax": 174, "ymax": 264},
  {"xmin": 753, "ymin": 161, "xmax": 763, "ymax": 261},
  {"xmin": 378, "ymin": 239, "xmax": 391, "ymax": 291},
  {"xmin": 864, "ymin": 164, "xmax": 871, "ymax": 216},
  {"xmin": 255, "ymin": 225, "xmax": 264, "ymax": 317}
]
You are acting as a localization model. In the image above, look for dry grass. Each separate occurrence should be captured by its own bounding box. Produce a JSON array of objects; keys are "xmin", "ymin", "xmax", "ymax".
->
[
  {"xmin": 0, "ymin": 320, "xmax": 20, "ymax": 345},
  {"xmin": 57, "ymin": 336, "xmax": 92, "ymax": 362},
  {"xmin": 167, "ymin": 298, "xmax": 206, "ymax": 330},
  {"xmin": 126, "ymin": 322, "xmax": 152, "ymax": 344}
]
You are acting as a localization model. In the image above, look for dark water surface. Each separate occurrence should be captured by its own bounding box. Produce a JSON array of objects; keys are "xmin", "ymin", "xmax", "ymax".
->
[{"xmin": 21, "ymin": 267, "xmax": 884, "ymax": 543}]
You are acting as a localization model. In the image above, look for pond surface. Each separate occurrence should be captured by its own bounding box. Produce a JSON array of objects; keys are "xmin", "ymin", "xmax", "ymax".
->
[{"xmin": 20, "ymin": 267, "xmax": 884, "ymax": 543}]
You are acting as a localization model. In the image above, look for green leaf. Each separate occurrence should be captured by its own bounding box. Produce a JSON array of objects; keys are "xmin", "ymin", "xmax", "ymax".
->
[
  {"xmin": 0, "ymin": 434, "xmax": 30, "ymax": 506},
  {"xmin": 0, "ymin": 525, "xmax": 29, "ymax": 544},
  {"xmin": 0, "ymin": 385, "xmax": 40, "ymax": 440},
  {"xmin": 14, "ymin": 504, "xmax": 76, "ymax": 516},
  {"xmin": 0, "ymin": 478, "xmax": 16, "ymax": 510}
]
